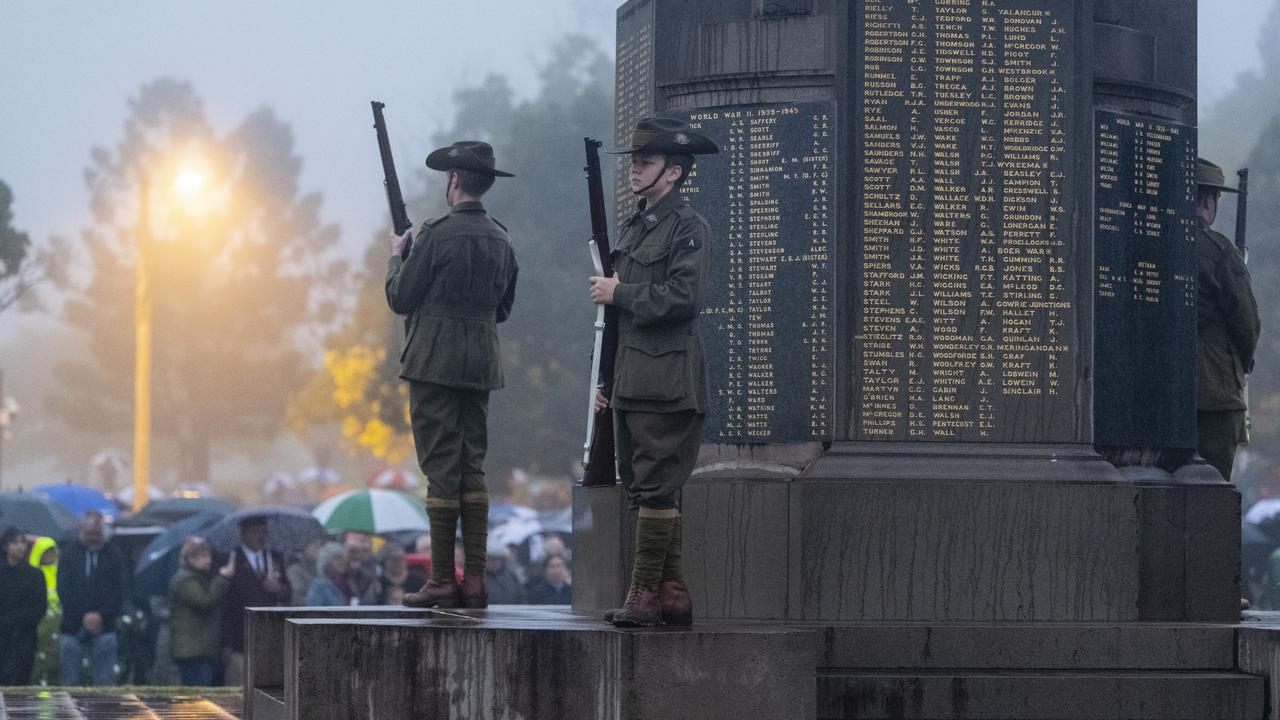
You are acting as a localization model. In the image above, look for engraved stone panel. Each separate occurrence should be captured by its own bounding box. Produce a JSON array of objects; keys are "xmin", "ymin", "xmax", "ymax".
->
[
  {"xmin": 677, "ymin": 103, "xmax": 837, "ymax": 443},
  {"xmin": 852, "ymin": 0, "xmax": 1079, "ymax": 442},
  {"xmin": 1093, "ymin": 110, "xmax": 1198, "ymax": 450}
]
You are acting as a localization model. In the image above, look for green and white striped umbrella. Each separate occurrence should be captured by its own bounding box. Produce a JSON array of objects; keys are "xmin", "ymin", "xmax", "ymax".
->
[{"xmin": 311, "ymin": 489, "xmax": 428, "ymax": 534}]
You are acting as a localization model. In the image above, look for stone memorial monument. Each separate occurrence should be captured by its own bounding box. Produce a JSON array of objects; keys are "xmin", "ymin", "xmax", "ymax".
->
[{"xmin": 574, "ymin": 0, "xmax": 1260, "ymax": 716}]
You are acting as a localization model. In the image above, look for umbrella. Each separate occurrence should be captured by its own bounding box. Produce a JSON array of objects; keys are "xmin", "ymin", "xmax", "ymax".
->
[
  {"xmin": 118, "ymin": 497, "xmax": 237, "ymax": 527},
  {"xmin": 1245, "ymin": 498, "xmax": 1280, "ymax": 527},
  {"xmin": 203, "ymin": 505, "xmax": 326, "ymax": 556},
  {"xmin": 35, "ymin": 483, "xmax": 119, "ymax": 521},
  {"xmin": 489, "ymin": 502, "xmax": 536, "ymax": 524},
  {"xmin": 113, "ymin": 484, "xmax": 165, "ymax": 509},
  {"xmin": 0, "ymin": 491, "xmax": 80, "ymax": 541},
  {"xmin": 132, "ymin": 510, "xmax": 225, "ymax": 599},
  {"xmin": 489, "ymin": 517, "xmax": 544, "ymax": 550},
  {"xmin": 312, "ymin": 489, "xmax": 428, "ymax": 534},
  {"xmin": 299, "ymin": 467, "xmax": 341, "ymax": 486},
  {"xmin": 368, "ymin": 467, "xmax": 420, "ymax": 491}
]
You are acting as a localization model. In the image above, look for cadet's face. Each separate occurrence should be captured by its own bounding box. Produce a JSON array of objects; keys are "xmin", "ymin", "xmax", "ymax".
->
[
  {"xmin": 629, "ymin": 153, "xmax": 667, "ymax": 192},
  {"xmin": 1198, "ymin": 190, "xmax": 1220, "ymax": 226}
]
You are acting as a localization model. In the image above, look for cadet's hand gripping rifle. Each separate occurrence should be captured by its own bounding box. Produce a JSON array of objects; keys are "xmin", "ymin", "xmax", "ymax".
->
[{"xmin": 582, "ymin": 138, "xmax": 619, "ymax": 486}]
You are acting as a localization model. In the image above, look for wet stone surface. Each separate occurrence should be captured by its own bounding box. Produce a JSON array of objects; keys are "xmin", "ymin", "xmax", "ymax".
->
[{"xmin": 0, "ymin": 690, "xmax": 241, "ymax": 719}]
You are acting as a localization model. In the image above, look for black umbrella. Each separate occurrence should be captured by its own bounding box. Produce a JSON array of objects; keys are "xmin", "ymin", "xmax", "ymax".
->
[
  {"xmin": 203, "ymin": 505, "xmax": 325, "ymax": 557},
  {"xmin": 0, "ymin": 491, "xmax": 80, "ymax": 541},
  {"xmin": 132, "ymin": 511, "xmax": 225, "ymax": 600},
  {"xmin": 118, "ymin": 497, "xmax": 237, "ymax": 527}
]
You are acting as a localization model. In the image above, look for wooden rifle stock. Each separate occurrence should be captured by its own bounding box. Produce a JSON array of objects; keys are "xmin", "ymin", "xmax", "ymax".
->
[{"xmin": 582, "ymin": 137, "xmax": 619, "ymax": 487}]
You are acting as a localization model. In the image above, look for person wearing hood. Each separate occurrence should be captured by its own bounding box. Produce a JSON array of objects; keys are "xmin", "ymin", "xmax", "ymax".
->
[
  {"xmin": 27, "ymin": 536, "xmax": 61, "ymax": 685},
  {"xmin": 0, "ymin": 527, "xmax": 47, "ymax": 685}
]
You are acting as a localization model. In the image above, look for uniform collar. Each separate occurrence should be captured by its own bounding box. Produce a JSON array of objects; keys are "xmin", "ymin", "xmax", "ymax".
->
[
  {"xmin": 451, "ymin": 200, "xmax": 486, "ymax": 214},
  {"xmin": 631, "ymin": 191, "xmax": 683, "ymax": 229}
]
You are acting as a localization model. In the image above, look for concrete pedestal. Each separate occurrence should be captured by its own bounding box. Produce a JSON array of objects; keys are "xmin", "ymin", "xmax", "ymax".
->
[
  {"xmin": 244, "ymin": 606, "xmax": 815, "ymax": 720},
  {"xmin": 574, "ymin": 443, "xmax": 1241, "ymax": 624}
]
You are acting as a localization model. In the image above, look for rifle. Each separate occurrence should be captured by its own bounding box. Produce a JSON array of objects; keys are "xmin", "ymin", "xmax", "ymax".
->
[
  {"xmin": 582, "ymin": 138, "xmax": 619, "ymax": 486},
  {"xmin": 1237, "ymin": 168, "xmax": 1251, "ymax": 444},
  {"xmin": 371, "ymin": 101, "xmax": 413, "ymax": 258}
]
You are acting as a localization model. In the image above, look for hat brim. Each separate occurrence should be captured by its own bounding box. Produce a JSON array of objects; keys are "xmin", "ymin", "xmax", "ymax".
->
[
  {"xmin": 425, "ymin": 147, "xmax": 515, "ymax": 177},
  {"xmin": 607, "ymin": 132, "xmax": 719, "ymax": 156},
  {"xmin": 1200, "ymin": 183, "xmax": 1241, "ymax": 194}
]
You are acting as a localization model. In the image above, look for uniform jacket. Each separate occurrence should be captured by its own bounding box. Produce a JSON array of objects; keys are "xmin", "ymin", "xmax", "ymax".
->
[
  {"xmin": 1197, "ymin": 218, "xmax": 1260, "ymax": 411},
  {"xmin": 57, "ymin": 541, "xmax": 125, "ymax": 635},
  {"xmin": 221, "ymin": 546, "xmax": 289, "ymax": 653},
  {"xmin": 609, "ymin": 191, "xmax": 711, "ymax": 414},
  {"xmin": 386, "ymin": 200, "xmax": 519, "ymax": 390},
  {"xmin": 167, "ymin": 566, "xmax": 230, "ymax": 660}
]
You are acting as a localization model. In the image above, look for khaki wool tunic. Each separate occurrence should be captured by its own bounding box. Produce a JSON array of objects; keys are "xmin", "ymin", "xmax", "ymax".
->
[
  {"xmin": 1196, "ymin": 218, "xmax": 1260, "ymax": 412},
  {"xmin": 386, "ymin": 200, "xmax": 519, "ymax": 390},
  {"xmin": 609, "ymin": 190, "xmax": 711, "ymax": 414}
]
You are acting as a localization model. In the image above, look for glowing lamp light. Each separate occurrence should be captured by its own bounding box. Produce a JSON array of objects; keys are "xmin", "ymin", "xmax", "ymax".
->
[{"xmin": 174, "ymin": 170, "xmax": 205, "ymax": 196}]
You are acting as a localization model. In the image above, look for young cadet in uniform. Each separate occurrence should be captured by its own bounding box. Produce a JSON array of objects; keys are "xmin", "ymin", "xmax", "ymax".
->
[
  {"xmin": 589, "ymin": 117, "xmax": 718, "ymax": 627},
  {"xmin": 387, "ymin": 141, "xmax": 519, "ymax": 608},
  {"xmin": 1194, "ymin": 158, "xmax": 1260, "ymax": 481}
]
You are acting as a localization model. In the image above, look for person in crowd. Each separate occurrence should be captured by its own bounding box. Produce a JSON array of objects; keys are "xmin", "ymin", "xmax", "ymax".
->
[
  {"xmin": 0, "ymin": 527, "xmax": 47, "ymax": 685},
  {"xmin": 378, "ymin": 544, "xmax": 411, "ymax": 605},
  {"xmin": 388, "ymin": 140, "xmax": 519, "ymax": 610},
  {"xmin": 27, "ymin": 536, "xmax": 61, "ymax": 685},
  {"xmin": 168, "ymin": 537, "xmax": 234, "ymax": 686},
  {"xmin": 1195, "ymin": 158, "xmax": 1261, "ymax": 482},
  {"xmin": 525, "ymin": 555, "xmax": 572, "ymax": 605},
  {"xmin": 540, "ymin": 534, "xmax": 569, "ymax": 563},
  {"xmin": 58, "ymin": 510, "xmax": 125, "ymax": 685},
  {"xmin": 590, "ymin": 117, "xmax": 717, "ymax": 627},
  {"xmin": 484, "ymin": 548, "xmax": 524, "ymax": 605},
  {"xmin": 306, "ymin": 543, "xmax": 353, "ymax": 606},
  {"xmin": 287, "ymin": 537, "xmax": 323, "ymax": 606},
  {"xmin": 221, "ymin": 515, "xmax": 290, "ymax": 686},
  {"xmin": 344, "ymin": 532, "xmax": 381, "ymax": 605}
]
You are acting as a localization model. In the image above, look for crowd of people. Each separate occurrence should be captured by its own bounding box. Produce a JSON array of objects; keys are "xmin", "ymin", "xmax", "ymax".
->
[{"xmin": 0, "ymin": 509, "xmax": 572, "ymax": 687}]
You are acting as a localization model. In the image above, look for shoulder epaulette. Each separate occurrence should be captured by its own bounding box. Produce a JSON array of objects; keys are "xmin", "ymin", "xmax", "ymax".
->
[
  {"xmin": 491, "ymin": 216, "xmax": 510, "ymax": 233},
  {"xmin": 422, "ymin": 215, "xmax": 448, "ymax": 230}
]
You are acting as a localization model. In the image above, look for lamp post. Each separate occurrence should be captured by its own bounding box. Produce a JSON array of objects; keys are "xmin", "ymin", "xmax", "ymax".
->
[{"xmin": 133, "ymin": 174, "xmax": 152, "ymax": 512}]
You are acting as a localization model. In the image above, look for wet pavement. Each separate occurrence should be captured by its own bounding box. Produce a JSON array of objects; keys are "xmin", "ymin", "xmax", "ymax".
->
[{"xmin": 0, "ymin": 690, "xmax": 241, "ymax": 719}]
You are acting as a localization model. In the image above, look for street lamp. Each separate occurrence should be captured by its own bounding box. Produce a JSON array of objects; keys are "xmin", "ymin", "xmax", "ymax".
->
[{"xmin": 133, "ymin": 162, "xmax": 208, "ymax": 511}]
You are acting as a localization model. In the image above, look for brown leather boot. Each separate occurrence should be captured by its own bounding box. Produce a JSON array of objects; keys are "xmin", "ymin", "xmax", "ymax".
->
[
  {"xmin": 402, "ymin": 578, "xmax": 460, "ymax": 608},
  {"xmin": 460, "ymin": 574, "xmax": 488, "ymax": 609},
  {"xmin": 603, "ymin": 581, "xmax": 691, "ymax": 624},
  {"xmin": 610, "ymin": 583, "xmax": 662, "ymax": 627},
  {"xmin": 659, "ymin": 580, "xmax": 692, "ymax": 626}
]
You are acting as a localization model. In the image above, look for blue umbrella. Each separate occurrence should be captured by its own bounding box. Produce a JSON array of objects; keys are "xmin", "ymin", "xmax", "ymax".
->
[
  {"xmin": 132, "ymin": 511, "xmax": 225, "ymax": 600},
  {"xmin": 35, "ymin": 483, "xmax": 119, "ymax": 521}
]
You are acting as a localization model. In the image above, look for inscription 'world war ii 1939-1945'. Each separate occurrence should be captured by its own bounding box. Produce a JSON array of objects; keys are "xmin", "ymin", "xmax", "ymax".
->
[
  {"xmin": 854, "ymin": 0, "xmax": 1079, "ymax": 443},
  {"xmin": 680, "ymin": 103, "xmax": 836, "ymax": 443},
  {"xmin": 1094, "ymin": 110, "xmax": 1198, "ymax": 450}
]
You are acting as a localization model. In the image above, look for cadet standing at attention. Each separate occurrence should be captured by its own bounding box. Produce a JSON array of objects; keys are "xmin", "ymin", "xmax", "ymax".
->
[
  {"xmin": 590, "ymin": 117, "xmax": 718, "ymax": 627},
  {"xmin": 1194, "ymin": 158, "xmax": 1260, "ymax": 482},
  {"xmin": 386, "ymin": 141, "xmax": 518, "ymax": 609}
]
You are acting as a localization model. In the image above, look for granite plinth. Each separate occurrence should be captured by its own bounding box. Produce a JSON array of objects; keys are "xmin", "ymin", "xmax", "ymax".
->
[
  {"xmin": 575, "ymin": 444, "xmax": 1241, "ymax": 623},
  {"xmin": 251, "ymin": 606, "xmax": 815, "ymax": 720}
]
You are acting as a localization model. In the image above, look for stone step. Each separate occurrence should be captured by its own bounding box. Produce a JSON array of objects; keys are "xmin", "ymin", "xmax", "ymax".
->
[
  {"xmin": 817, "ymin": 670, "xmax": 1265, "ymax": 720},
  {"xmin": 805, "ymin": 622, "xmax": 1238, "ymax": 671},
  {"xmin": 250, "ymin": 686, "xmax": 285, "ymax": 720},
  {"xmin": 281, "ymin": 611, "xmax": 816, "ymax": 720}
]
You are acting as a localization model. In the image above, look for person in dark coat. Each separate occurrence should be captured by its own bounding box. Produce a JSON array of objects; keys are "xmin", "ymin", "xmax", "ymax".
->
[
  {"xmin": 168, "ymin": 536, "xmax": 234, "ymax": 686},
  {"xmin": 483, "ymin": 549, "xmax": 524, "ymax": 605},
  {"xmin": 590, "ymin": 117, "xmax": 718, "ymax": 627},
  {"xmin": 388, "ymin": 140, "xmax": 518, "ymax": 610},
  {"xmin": 1195, "ymin": 158, "xmax": 1261, "ymax": 481},
  {"xmin": 524, "ymin": 555, "xmax": 572, "ymax": 605},
  {"xmin": 0, "ymin": 527, "xmax": 47, "ymax": 685},
  {"xmin": 220, "ymin": 515, "xmax": 290, "ymax": 686},
  {"xmin": 57, "ymin": 510, "xmax": 125, "ymax": 685}
]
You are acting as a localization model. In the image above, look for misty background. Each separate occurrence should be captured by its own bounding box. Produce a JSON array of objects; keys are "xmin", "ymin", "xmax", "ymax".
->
[{"xmin": 1, "ymin": 1, "xmax": 1279, "ymax": 502}]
